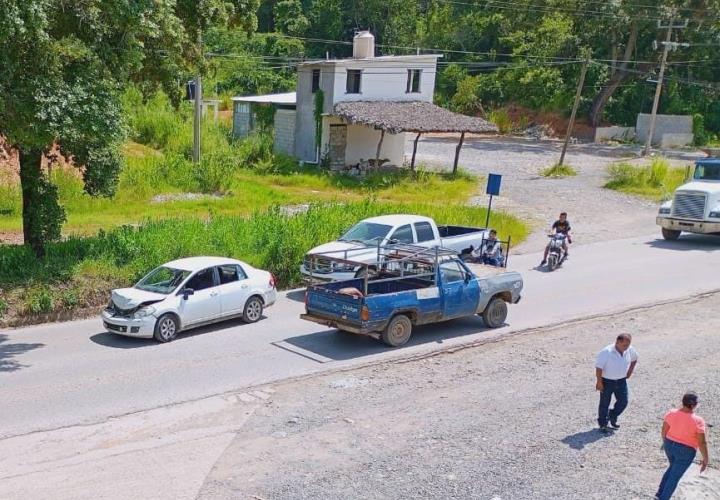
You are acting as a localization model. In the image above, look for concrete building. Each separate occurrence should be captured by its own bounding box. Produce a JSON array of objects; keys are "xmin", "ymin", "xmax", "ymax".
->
[{"xmin": 232, "ymin": 31, "xmax": 496, "ymax": 170}]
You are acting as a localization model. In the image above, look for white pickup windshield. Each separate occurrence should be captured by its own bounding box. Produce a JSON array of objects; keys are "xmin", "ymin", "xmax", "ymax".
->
[
  {"xmin": 694, "ymin": 164, "xmax": 720, "ymax": 181},
  {"xmin": 339, "ymin": 222, "xmax": 392, "ymax": 245},
  {"xmin": 135, "ymin": 266, "xmax": 191, "ymax": 294}
]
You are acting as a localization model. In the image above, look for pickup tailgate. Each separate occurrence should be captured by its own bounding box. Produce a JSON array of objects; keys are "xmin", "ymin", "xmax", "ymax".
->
[{"xmin": 305, "ymin": 287, "xmax": 363, "ymax": 322}]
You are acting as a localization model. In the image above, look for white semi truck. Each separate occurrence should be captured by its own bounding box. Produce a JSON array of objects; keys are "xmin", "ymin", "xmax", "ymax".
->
[{"xmin": 656, "ymin": 157, "xmax": 720, "ymax": 240}]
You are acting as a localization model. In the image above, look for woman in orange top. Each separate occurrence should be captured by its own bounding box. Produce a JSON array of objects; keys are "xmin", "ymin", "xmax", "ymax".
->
[{"xmin": 655, "ymin": 392, "xmax": 710, "ymax": 500}]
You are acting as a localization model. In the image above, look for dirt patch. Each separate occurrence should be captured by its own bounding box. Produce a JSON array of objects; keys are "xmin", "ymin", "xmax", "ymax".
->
[{"xmin": 199, "ymin": 293, "xmax": 720, "ymax": 500}]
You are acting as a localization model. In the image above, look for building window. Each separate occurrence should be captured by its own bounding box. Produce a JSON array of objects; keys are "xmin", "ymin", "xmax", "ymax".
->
[
  {"xmin": 406, "ymin": 69, "xmax": 422, "ymax": 93},
  {"xmin": 346, "ymin": 69, "xmax": 362, "ymax": 94},
  {"xmin": 311, "ymin": 69, "xmax": 320, "ymax": 93}
]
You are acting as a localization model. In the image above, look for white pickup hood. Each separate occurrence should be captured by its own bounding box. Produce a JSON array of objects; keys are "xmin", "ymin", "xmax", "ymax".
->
[
  {"xmin": 111, "ymin": 288, "xmax": 167, "ymax": 310},
  {"xmin": 307, "ymin": 241, "xmax": 380, "ymax": 263}
]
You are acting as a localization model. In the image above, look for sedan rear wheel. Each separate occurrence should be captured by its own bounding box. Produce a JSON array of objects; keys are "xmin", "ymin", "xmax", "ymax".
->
[
  {"xmin": 242, "ymin": 296, "xmax": 264, "ymax": 323},
  {"xmin": 154, "ymin": 314, "xmax": 179, "ymax": 342}
]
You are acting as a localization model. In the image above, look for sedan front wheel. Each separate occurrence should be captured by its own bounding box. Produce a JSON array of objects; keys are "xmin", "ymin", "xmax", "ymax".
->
[{"xmin": 154, "ymin": 314, "xmax": 179, "ymax": 342}]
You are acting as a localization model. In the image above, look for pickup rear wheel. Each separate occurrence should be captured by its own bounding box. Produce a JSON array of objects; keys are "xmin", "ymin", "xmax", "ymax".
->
[
  {"xmin": 381, "ymin": 314, "xmax": 412, "ymax": 347},
  {"xmin": 661, "ymin": 228, "xmax": 681, "ymax": 241},
  {"xmin": 482, "ymin": 297, "xmax": 508, "ymax": 328}
]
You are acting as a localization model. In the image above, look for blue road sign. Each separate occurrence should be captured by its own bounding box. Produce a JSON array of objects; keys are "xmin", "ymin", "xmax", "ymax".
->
[{"xmin": 486, "ymin": 173, "xmax": 502, "ymax": 196}]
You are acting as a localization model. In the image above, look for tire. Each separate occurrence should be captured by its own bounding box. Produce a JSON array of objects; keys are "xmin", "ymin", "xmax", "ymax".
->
[
  {"xmin": 661, "ymin": 228, "xmax": 681, "ymax": 241},
  {"xmin": 547, "ymin": 254, "xmax": 558, "ymax": 271},
  {"xmin": 381, "ymin": 314, "xmax": 413, "ymax": 347},
  {"xmin": 482, "ymin": 297, "xmax": 508, "ymax": 328},
  {"xmin": 154, "ymin": 314, "xmax": 179, "ymax": 343},
  {"xmin": 242, "ymin": 296, "xmax": 264, "ymax": 323}
]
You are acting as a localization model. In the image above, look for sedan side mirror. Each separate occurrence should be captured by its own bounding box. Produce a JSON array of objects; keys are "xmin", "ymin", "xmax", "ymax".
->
[{"xmin": 180, "ymin": 288, "xmax": 195, "ymax": 300}]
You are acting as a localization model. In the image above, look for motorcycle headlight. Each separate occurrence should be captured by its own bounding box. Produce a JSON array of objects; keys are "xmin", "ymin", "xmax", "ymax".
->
[{"xmin": 133, "ymin": 305, "xmax": 156, "ymax": 319}]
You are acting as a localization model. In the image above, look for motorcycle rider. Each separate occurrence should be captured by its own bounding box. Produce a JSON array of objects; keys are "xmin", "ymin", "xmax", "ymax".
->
[{"xmin": 541, "ymin": 212, "xmax": 572, "ymax": 266}]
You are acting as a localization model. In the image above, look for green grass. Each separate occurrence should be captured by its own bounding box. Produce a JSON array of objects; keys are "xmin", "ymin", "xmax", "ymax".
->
[
  {"xmin": 541, "ymin": 163, "xmax": 577, "ymax": 178},
  {"xmin": 0, "ymin": 88, "xmax": 530, "ymax": 323},
  {"xmin": 604, "ymin": 158, "xmax": 691, "ymax": 201}
]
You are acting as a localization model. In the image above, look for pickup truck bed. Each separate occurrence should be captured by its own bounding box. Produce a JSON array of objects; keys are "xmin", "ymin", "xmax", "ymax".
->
[{"xmin": 437, "ymin": 225, "xmax": 484, "ymax": 238}]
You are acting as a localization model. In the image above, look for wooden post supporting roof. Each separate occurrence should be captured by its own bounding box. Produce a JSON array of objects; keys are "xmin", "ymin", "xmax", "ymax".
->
[
  {"xmin": 374, "ymin": 129, "xmax": 385, "ymax": 169},
  {"xmin": 410, "ymin": 133, "xmax": 422, "ymax": 171},
  {"xmin": 453, "ymin": 132, "xmax": 466, "ymax": 175}
]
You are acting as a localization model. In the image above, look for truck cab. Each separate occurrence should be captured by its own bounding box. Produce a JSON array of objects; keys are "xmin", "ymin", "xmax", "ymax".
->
[{"xmin": 656, "ymin": 158, "xmax": 720, "ymax": 240}]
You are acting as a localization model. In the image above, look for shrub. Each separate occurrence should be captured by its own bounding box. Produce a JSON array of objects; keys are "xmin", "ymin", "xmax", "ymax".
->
[
  {"xmin": 488, "ymin": 109, "xmax": 513, "ymax": 135},
  {"xmin": 693, "ymin": 113, "xmax": 709, "ymax": 147},
  {"xmin": 605, "ymin": 158, "xmax": 688, "ymax": 200},
  {"xmin": 542, "ymin": 163, "xmax": 577, "ymax": 177},
  {"xmin": 0, "ymin": 297, "xmax": 7, "ymax": 318},
  {"xmin": 25, "ymin": 288, "xmax": 54, "ymax": 314}
]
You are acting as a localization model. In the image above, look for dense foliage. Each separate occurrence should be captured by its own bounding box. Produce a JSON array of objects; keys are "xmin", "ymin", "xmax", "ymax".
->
[{"xmin": 210, "ymin": 0, "xmax": 719, "ymax": 136}]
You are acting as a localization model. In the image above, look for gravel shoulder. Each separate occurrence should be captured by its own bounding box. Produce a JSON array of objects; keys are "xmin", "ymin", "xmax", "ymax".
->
[
  {"xmin": 199, "ymin": 292, "xmax": 720, "ymax": 500},
  {"xmin": 410, "ymin": 136, "xmax": 704, "ymax": 253}
]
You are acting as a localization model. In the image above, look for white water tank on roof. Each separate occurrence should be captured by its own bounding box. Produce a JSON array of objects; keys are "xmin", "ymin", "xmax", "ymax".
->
[{"xmin": 353, "ymin": 31, "xmax": 375, "ymax": 59}]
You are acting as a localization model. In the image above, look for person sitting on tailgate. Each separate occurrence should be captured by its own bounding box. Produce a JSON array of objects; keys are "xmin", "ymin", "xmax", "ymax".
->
[{"xmin": 471, "ymin": 229, "xmax": 504, "ymax": 267}]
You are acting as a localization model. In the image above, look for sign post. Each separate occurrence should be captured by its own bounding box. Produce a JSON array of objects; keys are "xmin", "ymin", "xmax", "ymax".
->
[{"xmin": 485, "ymin": 173, "xmax": 502, "ymax": 229}]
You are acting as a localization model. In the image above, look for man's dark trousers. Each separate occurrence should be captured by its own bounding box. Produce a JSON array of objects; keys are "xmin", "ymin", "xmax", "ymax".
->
[{"xmin": 598, "ymin": 377, "xmax": 628, "ymax": 427}]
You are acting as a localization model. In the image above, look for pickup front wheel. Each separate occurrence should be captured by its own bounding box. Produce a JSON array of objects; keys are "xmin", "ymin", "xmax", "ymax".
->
[
  {"xmin": 482, "ymin": 297, "xmax": 508, "ymax": 328},
  {"xmin": 382, "ymin": 315, "xmax": 412, "ymax": 347}
]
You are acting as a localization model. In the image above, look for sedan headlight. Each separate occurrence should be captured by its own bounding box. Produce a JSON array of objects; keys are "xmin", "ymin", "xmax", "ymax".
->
[
  {"xmin": 709, "ymin": 210, "xmax": 720, "ymax": 219},
  {"xmin": 133, "ymin": 305, "xmax": 156, "ymax": 319}
]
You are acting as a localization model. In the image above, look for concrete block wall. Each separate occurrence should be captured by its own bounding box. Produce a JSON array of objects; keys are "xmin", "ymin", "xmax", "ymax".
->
[
  {"xmin": 273, "ymin": 109, "xmax": 296, "ymax": 156},
  {"xmin": 595, "ymin": 126, "xmax": 636, "ymax": 143},
  {"xmin": 636, "ymin": 114, "xmax": 692, "ymax": 145}
]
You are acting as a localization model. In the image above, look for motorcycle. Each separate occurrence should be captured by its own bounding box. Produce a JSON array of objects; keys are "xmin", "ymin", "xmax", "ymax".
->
[{"xmin": 546, "ymin": 233, "xmax": 568, "ymax": 271}]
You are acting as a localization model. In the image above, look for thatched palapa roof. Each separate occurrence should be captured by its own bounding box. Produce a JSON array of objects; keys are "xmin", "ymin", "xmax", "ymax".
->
[{"xmin": 333, "ymin": 101, "xmax": 498, "ymax": 134}]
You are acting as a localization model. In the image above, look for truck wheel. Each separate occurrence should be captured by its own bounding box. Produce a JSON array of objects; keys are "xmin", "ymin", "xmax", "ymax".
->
[
  {"xmin": 381, "ymin": 315, "xmax": 412, "ymax": 347},
  {"xmin": 482, "ymin": 297, "xmax": 507, "ymax": 328},
  {"xmin": 661, "ymin": 228, "xmax": 681, "ymax": 241}
]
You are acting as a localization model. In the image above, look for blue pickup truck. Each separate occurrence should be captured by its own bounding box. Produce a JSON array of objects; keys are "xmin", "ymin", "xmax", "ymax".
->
[{"xmin": 300, "ymin": 246, "xmax": 523, "ymax": 347}]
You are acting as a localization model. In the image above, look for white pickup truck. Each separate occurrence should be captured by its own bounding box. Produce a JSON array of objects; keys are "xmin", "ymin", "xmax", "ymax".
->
[
  {"xmin": 301, "ymin": 214, "xmax": 489, "ymax": 281},
  {"xmin": 657, "ymin": 158, "xmax": 720, "ymax": 240}
]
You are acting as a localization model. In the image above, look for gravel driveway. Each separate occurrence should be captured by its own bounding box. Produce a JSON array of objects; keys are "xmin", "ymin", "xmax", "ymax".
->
[
  {"xmin": 199, "ymin": 292, "xmax": 720, "ymax": 500},
  {"xmin": 409, "ymin": 136, "xmax": 703, "ymax": 253}
]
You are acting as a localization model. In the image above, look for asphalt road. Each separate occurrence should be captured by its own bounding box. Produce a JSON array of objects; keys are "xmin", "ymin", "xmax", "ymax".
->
[{"xmin": 2, "ymin": 232, "xmax": 720, "ymax": 440}]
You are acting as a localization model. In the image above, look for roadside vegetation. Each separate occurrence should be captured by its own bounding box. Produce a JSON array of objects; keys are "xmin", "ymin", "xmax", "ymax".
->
[
  {"xmin": 541, "ymin": 163, "xmax": 577, "ymax": 178},
  {"xmin": 0, "ymin": 90, "xmax": 529, "ymax": 325},
  {"xmin": 604, "ymin": 158, "xmax": 691, "ymax": 201}
]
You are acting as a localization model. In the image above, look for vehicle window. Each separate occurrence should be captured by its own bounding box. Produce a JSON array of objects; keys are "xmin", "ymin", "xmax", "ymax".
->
[
  {"xmin": 439, "ymin": 261, "xmax": 465, "ymax": 283},
  {"xmin": 390, "ymin": 224, "xmax": 414, "ymax": 244},
  {"xmin": 185, "ymin": 267, "xmax": 217, "ymax": 291},
  {"xmin": 135, "ymin": 266, "xmax": 191, "ymax": 294},
  {"xmin": 339, "ymin": 222, "xmax": 392, "ymax": 245},
  {"xmin": 414, "ymin": 222, "xmax": 435, "ymax": 242},
  {"xmin": 694, "ymin": 164, "xmax": 720, "ymax": 181},
  {"xmin": 218, "ymin": 265, "xmax": 247, "ymax": 284}
]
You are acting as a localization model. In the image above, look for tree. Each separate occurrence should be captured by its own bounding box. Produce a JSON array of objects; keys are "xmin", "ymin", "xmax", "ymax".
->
[{"xmin": 0, "ymin": 0, "xmax": 258, "ymax": 256}]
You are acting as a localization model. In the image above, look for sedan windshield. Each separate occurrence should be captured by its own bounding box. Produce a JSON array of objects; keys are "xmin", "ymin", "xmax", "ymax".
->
[
  {"xmin": 694, "ymin": 164, "xmax": 720, "ymax": 181},
  {"xmin": 135, "ymin": 266, "xmax": 190, "ymax": 294},
  {"xmin": 339, "ymin": 222, "xmax": 392, "ymax": 245}
]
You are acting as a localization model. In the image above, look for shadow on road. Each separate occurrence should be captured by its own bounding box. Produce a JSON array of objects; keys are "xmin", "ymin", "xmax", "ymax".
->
[
  {"xmin": 285, "ymin": 290, "xmax": 306, "ymax": 303},
  {"xmin": 561, "ymin": 428, "xmax": 614, "ymax": 450},
  {"xmin": 90, "ymin": 316, "xmax": 267, "ymax": 348},
  {"xmin": 646, "ymin": 234, "xmax": 720, "ymax": 252},
  {"xmin": 0, "ymin": 334, "xmax": 44, "ymax": 372},
  {"xmin": 277, "ymin": 316, "xmax": 497, "ymax": 362}
]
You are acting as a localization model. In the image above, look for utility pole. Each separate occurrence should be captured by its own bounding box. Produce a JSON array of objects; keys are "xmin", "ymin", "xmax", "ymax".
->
[
  {"xmin": 192, "ymin": 29, "xmax": 203, "ymax": 164},
  {"xmin": 559, "ymin": 55, "xmax": 589, "ymax": 166},
  {"xmin": 643, "ymin": 18, "xmax": 686, "ymax": 157}
]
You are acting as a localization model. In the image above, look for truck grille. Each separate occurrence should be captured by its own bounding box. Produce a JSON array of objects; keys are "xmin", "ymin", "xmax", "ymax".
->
[
  {"xmin": 304, "ymin": 255, "xmax": 333, "ymax": 274},
  {"xmin": 672, "ymin": 192, "xmax": 707, "ymax": 220}
]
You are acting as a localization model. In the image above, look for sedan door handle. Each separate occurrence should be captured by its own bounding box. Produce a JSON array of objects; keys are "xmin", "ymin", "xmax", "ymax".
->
[
  {"xmin": 241, "ymin": 285, "xmax": 248, "ymax": 289},
  {"xmin": 210, "ymin": 291, "xmax": 219, "ymax": 297}
]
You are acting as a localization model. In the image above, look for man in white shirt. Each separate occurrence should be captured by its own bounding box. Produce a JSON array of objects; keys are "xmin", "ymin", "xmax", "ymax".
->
[{"xmin": 595, "ymin": 333, "xmax": 638, "ymax": 433}]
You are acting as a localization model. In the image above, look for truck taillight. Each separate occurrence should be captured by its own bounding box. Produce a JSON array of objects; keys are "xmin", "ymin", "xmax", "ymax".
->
[
  {"xmin": 360, "ymin": 305, "xmax": 369, "ymax": 321},
  {"xmin": 269, "ymin": 273, "xmax": 276, "ymax": 288}
]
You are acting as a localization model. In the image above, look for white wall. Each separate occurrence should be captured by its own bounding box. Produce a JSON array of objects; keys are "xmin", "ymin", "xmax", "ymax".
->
[
  {"xmin": 321, "ymin": 116, "xmax": 406, "ymax": 167},
  {"xmin": 329, "ymin": 57, "xmax": 438, "ymax": 105}
]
